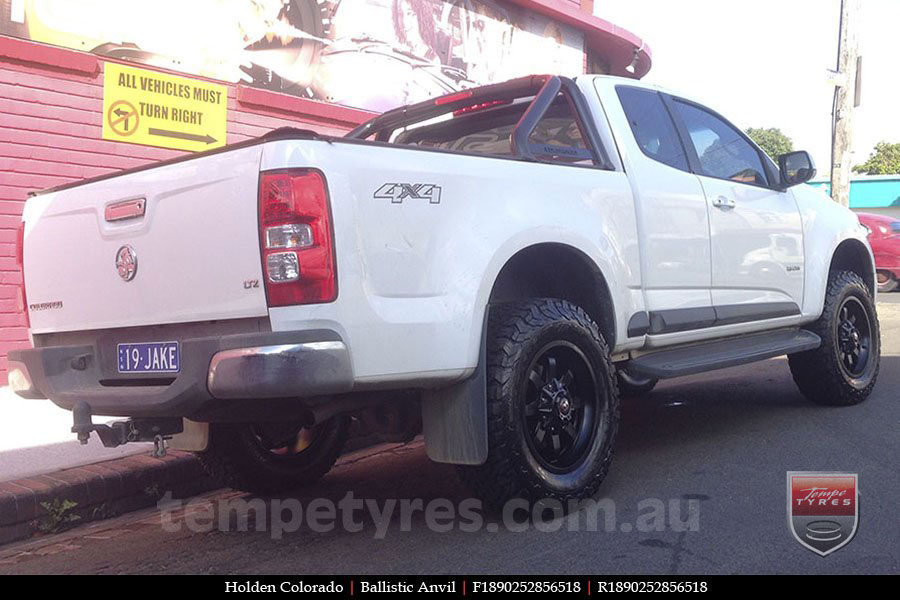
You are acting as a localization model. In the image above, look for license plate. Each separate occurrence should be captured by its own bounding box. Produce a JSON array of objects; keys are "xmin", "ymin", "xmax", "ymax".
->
[{"xmin": 117, "ymin": 341, "xmax": 180, "ymax": 374}]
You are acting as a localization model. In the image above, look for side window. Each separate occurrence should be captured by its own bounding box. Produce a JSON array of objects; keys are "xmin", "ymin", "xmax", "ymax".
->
[
  {"xmin": 673, "ymin": 101, "xmax": 768, "ymax": 186},
  {"xmin": 616, "ymin": 86, "xmax": 689, "ymax": 171}
]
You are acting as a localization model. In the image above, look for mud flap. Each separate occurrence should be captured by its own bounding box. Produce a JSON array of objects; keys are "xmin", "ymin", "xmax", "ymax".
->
[
  {"xmin": 169, "ymin": 419, "xmax": 209, "ymax": 452},
  {"xmin": 421, "ymin": 312, "xmax": 488, "ymax": 465}
]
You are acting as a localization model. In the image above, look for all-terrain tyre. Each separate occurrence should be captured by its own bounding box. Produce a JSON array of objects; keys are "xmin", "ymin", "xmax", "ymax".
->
[
  {"xmin": 457, "ymin": 298, "xmax": 620, "ymax": 510},
  {"xmin": 788, "ymin": 270, "xmax": 880, "ymax": 406},
  {"xmin": 197, "ymin": 416, "xmax": 350, "ymax": 494}
]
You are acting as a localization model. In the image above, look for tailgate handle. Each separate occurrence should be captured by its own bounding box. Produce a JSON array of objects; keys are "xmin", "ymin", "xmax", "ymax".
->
[{"xmin": 105, "ymin": 198, "xmax": 146, "ymax": 222}]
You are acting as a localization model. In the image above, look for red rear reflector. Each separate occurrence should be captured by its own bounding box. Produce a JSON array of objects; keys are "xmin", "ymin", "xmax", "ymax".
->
[
  {"xmin": 15, "ymin": 222, "xmax": 24, "ymax": 266},
  {"xmin": 258, "ymin": 170, "xmax": 336, "ymax": 307},
  {"xmin": 15, "ymin": 222, "xmax": 29, "ymax": 327},
  {"xmin": 434, "ymin": 90, "xmax": 474, "ymax": 106}
]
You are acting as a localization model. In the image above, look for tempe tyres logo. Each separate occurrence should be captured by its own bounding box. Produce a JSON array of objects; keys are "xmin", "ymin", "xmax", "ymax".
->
[{"xmin": 787, "ymin": 472, "xmax": 858, "ymax": 556}]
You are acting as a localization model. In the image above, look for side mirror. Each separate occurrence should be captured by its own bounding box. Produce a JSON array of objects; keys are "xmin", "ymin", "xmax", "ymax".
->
[{"xmin": 778, "ymin": 150, "xmax": 816, "ymax": 188}]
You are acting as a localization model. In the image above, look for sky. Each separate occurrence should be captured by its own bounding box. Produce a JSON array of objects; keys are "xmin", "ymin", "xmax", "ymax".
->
[{"xmin": 597, "ymin": 0, "xmax": 900, "ymax": 176}]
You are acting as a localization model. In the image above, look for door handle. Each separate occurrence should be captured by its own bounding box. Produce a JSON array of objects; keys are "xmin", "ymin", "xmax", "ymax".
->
[{"xmin": 712, "ymin": 196, "xmax": 736, "ymax": 209}]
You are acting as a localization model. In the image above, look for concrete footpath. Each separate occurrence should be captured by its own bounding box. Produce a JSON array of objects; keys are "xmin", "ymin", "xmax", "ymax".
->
[
  {"xmin": 0, "ymin": 447, "xmax": 212, "ymax": 545},
  {"xmin": 0, "ymin": 388, "xmax": 394, "ymax": 546},
  {"xmin": 0, "ymin": 388, "xmax": 202, "ymax": 545},
  {"xmin": 0, "ymin": 387, "xmax": 150, "ymax": 481},
  {"xmin": 0, "ymin": 387, "xmax": 207, "ymax": 544}
]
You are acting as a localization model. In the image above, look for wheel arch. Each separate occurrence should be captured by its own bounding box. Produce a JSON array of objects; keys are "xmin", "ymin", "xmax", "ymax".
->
[
  {"xmin": 486, "ymin": 242, "xmax": 617, "ymax": 349},
  {"xmin": 830, "ymin": 238, "xmax": 875, "ymax": 296}
]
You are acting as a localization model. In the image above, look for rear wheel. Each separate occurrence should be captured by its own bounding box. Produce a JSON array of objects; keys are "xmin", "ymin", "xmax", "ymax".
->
[
  {"xmin": 876, "ymin": 270, "xmax": 898, "ymax": 293},
  {"xmin": 457, "ymin": 299, "xmax": 619, "ymax": 510},
  {"xmin": 198, "ymin": 416, "xmax": 349, "ymax": 494},
  {"xmin": 788, "ymin": 270, "xmax": 880, "ymax": 406}
]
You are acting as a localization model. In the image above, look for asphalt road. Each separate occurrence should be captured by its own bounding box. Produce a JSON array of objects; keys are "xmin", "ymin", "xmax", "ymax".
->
[{"xmin": 2, "ymin": 302, "xmax": 898, "ymax": 575}]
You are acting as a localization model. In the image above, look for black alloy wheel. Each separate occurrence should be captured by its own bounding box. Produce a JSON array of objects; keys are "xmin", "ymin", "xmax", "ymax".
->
[
  {"xmin": 835, "ymin": 296, "xmax": 872, "ymax": 378},
  {"xmin": 523, "ymin": 342, "xmax": 599, "ymax": 472}
]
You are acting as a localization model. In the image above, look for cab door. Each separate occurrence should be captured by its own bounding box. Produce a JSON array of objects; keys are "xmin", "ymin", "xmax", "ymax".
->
[
  {"xmin": 667, "ymin": 97, "xmax": 804, "ymax": 317},
  {"xmin": 611, "ymin": 85, "xmax": 713, "ymax": 332}
]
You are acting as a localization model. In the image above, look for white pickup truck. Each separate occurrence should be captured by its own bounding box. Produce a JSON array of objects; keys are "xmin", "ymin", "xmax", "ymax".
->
[{"xmin": 10, "ymin": 75, "xmax": 880, "ymax": 508}]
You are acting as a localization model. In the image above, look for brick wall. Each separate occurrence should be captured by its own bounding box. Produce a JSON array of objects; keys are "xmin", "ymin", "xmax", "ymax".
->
[{"xmin": 0, "ymin": 36, "xmax": 374, "ymax": 383}]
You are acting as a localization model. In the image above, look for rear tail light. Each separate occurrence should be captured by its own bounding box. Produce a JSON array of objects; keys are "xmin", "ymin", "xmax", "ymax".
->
[
  {"xmin": 265, "ymin": 223, "xmax": 314, "ymax": 249},
  {"xmin": 266, "ymin": 252, "xmax": 300, "ymax": 282},
  {"xmin": 258, "ymin": 170, "xmax": 336, "ymax": 306},
  {"xmin": 15, "ymin": 221, "xmax": 29, "ymax": 327}
]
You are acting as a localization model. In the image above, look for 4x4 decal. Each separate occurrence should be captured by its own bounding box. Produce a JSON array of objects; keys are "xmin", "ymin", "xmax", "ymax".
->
[{"xmin": 374, "ymin": 183, "xmax": 442, "ymax": 204}]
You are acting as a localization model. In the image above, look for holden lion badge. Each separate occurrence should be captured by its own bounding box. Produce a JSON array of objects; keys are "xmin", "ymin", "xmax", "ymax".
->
[
  {"xmin": 787, "ymin": 472, "xmax": 858, "ymax": 556},
  {"xmin": 116, "ymin": 245, "xmax": 138, "ymax": 282}
]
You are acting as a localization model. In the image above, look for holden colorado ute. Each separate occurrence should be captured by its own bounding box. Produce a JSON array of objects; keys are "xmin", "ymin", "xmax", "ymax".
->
[{"xmin": 10, "ymin": 75, "xmax": 880, "ymax": 507}]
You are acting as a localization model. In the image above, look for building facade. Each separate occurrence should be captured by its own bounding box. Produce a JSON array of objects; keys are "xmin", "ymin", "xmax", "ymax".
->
[
  {"xmin": 0, "ymin": 0, "xmax": 650, "ymax": 382},
  {"xmin": 810, "ymin": 176, "xmax": 900, "ymax": 220}
]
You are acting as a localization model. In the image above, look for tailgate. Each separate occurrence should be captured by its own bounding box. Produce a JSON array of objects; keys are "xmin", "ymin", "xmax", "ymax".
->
[{"xmin": 22, "ymin": 145, "xmax": 268, "ymax": 333}]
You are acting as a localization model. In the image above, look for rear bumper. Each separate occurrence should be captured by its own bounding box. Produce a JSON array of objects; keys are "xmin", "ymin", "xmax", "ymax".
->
[{"xmin": 7, "ymin": 330, "xmax": 354, "ymax": 418}]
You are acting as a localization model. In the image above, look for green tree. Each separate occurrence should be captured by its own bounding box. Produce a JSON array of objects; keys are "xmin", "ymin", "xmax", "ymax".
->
[
  {"xmin": 746, "ymin": 127, "xmax": 794, "ymax": 160},
  {"xmin": 853, "ymin": 142, "xmax": 900, "ymax": 175}
]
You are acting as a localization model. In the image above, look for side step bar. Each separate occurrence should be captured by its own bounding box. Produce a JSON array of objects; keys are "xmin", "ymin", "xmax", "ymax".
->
[{"xmin": 626, "ymin": 328, "xmax": 821, "ymax": 379}]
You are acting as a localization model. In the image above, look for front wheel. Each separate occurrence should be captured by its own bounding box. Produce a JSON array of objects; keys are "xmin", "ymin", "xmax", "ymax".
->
[
  {"xmin": 788, "ymin": 270, "xmax": 880, "ymax": 406},
  {"xmin": 197, "ymin": 416, "xmax": 350, "ymax": 494},
  {"xmin": 457, "ymin": 299, "xmax": 619, "ymax": 510}
]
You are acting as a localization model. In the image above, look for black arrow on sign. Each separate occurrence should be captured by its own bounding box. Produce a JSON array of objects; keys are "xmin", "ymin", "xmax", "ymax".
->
[
  {"xmin": 112, "ymin": 107, "xmax": 134, "ymax": 131},
  {"xmin": 148, "ymin": 128, "xmax": 217, "ymax": 144}
]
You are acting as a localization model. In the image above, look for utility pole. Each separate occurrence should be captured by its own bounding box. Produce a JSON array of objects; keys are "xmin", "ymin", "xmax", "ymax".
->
[{"xmin": 830, "ymin": 0, "xmax": 861, "ymax": 208}]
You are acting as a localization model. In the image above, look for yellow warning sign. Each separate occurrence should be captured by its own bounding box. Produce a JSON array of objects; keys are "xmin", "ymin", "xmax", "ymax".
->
[{"xmin": 102, "ymin": 63, "xmax": 227, "ymax": 152}]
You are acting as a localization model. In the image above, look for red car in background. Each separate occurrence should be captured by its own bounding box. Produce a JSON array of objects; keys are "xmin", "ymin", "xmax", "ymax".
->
[{"xmin": 857, "ymin": 212, "xmax": 900, "ymax": 292}]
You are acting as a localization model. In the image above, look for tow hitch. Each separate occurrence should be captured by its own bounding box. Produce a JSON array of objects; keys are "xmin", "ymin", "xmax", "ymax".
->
[{"xmin": 71, "ymin": 401, "xmax": 183, "ymax": 458}]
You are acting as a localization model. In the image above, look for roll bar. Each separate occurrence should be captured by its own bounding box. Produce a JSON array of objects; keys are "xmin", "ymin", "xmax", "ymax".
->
[{"xmin": 346, "ymin": 75, "xmax": 613, "ymax": 170}]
